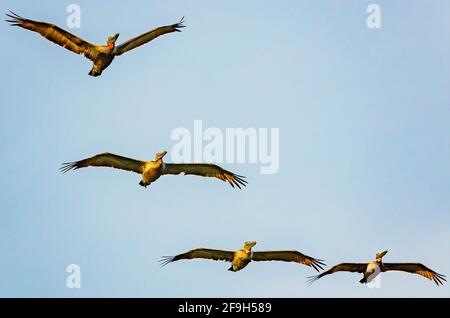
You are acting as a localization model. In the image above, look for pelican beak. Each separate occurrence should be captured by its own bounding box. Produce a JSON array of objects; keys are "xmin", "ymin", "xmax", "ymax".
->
[
  {"xmin": 108, "ymin": 33, "xmax": 120, "ymax": 45},
  {"xmin": 155, "ymin": 150, "xmax": 168, "ymax": 161},
  {"xmin": 244, "ymin": 241, "xmax": 257, "ymax": 249},
  {"xmin": 376, "ymin": 250, "xmax": 388, "ymax": 260}
]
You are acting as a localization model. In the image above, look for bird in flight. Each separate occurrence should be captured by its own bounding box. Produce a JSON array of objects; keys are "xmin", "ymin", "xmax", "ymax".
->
[
  {"xmin": 6, "ymin": 11, "xmax": 185, "ymax": 76},
  {"xmin": 160, "ymin": 241, "xmax": 325, "ymax": 272},
  {"xmin": 61, "ymin": 150, "xmax": 247, "ymax": 189},
  {"xmin": 307, "ymin": 250, "xmax": 446, "ymax": 286}
]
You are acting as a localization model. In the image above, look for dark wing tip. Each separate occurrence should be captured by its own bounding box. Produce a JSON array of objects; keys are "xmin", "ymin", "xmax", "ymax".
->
[
  {"xmin": 5, "ymin": 13, "xmax": 22, "ymax": 26},
  {"xmin": 60, "ymin": 161, "xmax": 80, "ymax": 173},
  {"xmin": 311, "ymin": 258, "xmax": 326, "ymax": 272},
  {"xmin": 174, "ymin": 16, "xmax": 186, "ymax": 31},
  {"xmin": 306, "ymin": 274, "xmax": 321, "ymax": 286},
  {"xmin": 228, "ymin": 173, "xmax": 248, "ymax": 189},
  {"xmin": 8, "ymin": 11, "xmax": 21, "ymax": 16},
  {"xmin": 158, "ymin": 256, "xmax": 175, "ymax": 267},
  {"xmin": 5, "ymin": 11, "xmax": 24, "ymax": 23},
  {"xmin": 433, "ymin": 272, "xmax": 446, "ymax": 286}
]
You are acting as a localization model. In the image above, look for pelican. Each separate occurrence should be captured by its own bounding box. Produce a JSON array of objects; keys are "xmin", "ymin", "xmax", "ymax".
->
[
  {"xmin": 160, "ymin": 241, "xmax": 325, "ymax": 272},
  {"xmin": 6, "ymin": 11, "xmax": 185, "ymax": 76},
  {"xmin": 60, "ymin": 150, "xmax": 247, "ymax": 189},
  {"xmin": 308, "ymin": 250, "xmax": 446, "ymax": 286}
]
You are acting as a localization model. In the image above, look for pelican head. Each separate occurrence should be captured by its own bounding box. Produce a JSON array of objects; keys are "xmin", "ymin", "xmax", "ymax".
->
[
  {"xmin": 107, "ymin": 33, "xmax": 120, "ymax": 47},
  {"xmin": 243, "ymin": 241, "xmax": 257, "ymax": 253},
  {"xmin": 376, "ymin": 250, "xmax": 388, "ymax": 262},
  {"xmin": 154, "ymin": 150, "xmax": 168, "ymax": 161}
]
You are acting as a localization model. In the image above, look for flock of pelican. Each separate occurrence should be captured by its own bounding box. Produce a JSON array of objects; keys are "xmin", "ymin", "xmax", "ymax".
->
[
  {"xmin": 161, "ymin": 242, "xmax": 445, "ymax": 286},
  {"xmin": 6, "ymin": 11, "xmax": 446, "ymax": 290}
]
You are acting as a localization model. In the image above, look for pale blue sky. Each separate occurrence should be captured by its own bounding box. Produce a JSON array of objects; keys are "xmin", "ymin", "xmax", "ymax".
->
[{"xmin": 0, "ymin": 0, "xmax": 449, "ymax": 297}]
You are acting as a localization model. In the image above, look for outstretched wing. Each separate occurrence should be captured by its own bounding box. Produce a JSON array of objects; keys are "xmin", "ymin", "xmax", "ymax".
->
[
  {"xmin": 160, "ymin": 248, "xmax": 235, "ymax": 266},
  {"xmin": 162, "ymin": 163, "xmax": 247, "ymax": 189},
  {"xmin": 6, "ymin": 12, "xmax": 96, "ymax": 59},
  {"xmin": 307, "ymin": 263, "xmax": 368, "ymax": 284},
  {"xmin": 60, "ymin": 152, "xmax": 146, "ymax": 174},
  {"xmin": 114, "ymin": 17, "xmax": 185, "ymax": 56},
  {"xmin": 252, "ymin": 250, "xmax": 325, "ymax": 272},
  {"xmin": 382, "ymin": 263, "xmax": 446, "ymax": 285}
]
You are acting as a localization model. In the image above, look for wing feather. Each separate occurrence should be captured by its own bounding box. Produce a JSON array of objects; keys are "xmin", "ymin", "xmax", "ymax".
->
[
  {"xmin": 382, "ymin": 263, "xmax": 446, "ymax": 285},
  {"xmin": 307, "ymin": 263, "xmax": 368, "ymax": 284},
  {"xmin": 162, "ymin": 163, "xmax": 247, "ymax": 189},
  {"xmin": 60, "ymin": 152, "xmax": 146, "ymax": 174},
  {"xmin": 6, "ymin": 12, "xmax": 95, "ymax": 59},
  {"xmin": 252, "ymin": 250, "xmax": 325, "ymax": 272},
  {"xmin": 160, "ymin": 248, "xmax": 235, "ymax": 266},
  {"xmin": 114, "ymin": 17, "xmax": 185, "ymax": 56}
]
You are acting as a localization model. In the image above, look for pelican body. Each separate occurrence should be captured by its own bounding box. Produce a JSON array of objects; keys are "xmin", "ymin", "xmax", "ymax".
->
[
  {"xmin": 87, "ymin": 34, "xmax": 119, "ymax": 76},
  {"xmin": 229, "ymin": 241, "xmax": 257, "ymax": 272},
  {"xmin": 140, "ymin": 151, "xmax": 166, "ymax": 187},
  {"xmin": 359, "ymin": 251, "xmax": 386, "ymax": 283}
]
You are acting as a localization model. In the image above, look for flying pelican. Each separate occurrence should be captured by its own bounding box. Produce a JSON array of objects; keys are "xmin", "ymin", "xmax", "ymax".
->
[
  {"xmin": 307, "ymin": 250, "xmax": 446, "ymax": 286},
  {"xmin": 60, "ymin": 150, "xmax": 247, "ymax": 189},
  {"xmin": 6, "ymin": 11, "xmax": 185, "ymax": 76},
  {"xmin": 160, "ymin": 241, "xmax": 325, "ymax": 272}
]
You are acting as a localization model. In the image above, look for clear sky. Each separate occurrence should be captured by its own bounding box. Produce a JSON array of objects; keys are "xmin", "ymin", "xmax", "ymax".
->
[{"xmin": 0, "ymin": 0, "xmax": 449, "ymax": 297}]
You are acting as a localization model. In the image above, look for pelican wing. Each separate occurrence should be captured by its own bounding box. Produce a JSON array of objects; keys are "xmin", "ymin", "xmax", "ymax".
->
[
  {"xmin": 114, "ymin": 17, "xmax": 185, "ymax": 56},
  {"xmin": 382, "ymin": 263, "xmax": 446, "ymax": 285},
  {"xmin": 160, "ymin": 248, "xmax": 235, "ymax": 266},
  {"xmin": 60, "ymin": 152, "xmax": 146, "ymax": 174},
  {"xmin": 252, "ymin": 251, "xmax": 325, "ymax": 272},
  {"xmin": 6, "ymin": 12, "xmax": 95, "ymax": 59},
  {"xmin": 162, "ymin": 163, "xmax": 247, "ymax": 189},
  {"xmin": 307, "ymin": 263, "xmax": 368, "ymax": 284}
]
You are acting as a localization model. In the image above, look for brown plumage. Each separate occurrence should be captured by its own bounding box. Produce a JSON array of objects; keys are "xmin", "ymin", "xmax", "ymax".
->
[
  {"xmin": 307, "ymin": 263, "xmax": 369, "ymax": 284},
  {"xmin": 381, "ymin": 263, "xmax": 446, "ymax": 286},
  {"xmin": 162, "ymin": 248, "xmax": 235, "ymax": 264},
  {"xmin": 252, "ymin": 251, "xmax": 325, "ymax": 272},
  {"xmin": 162, "ymin": 163, "xmax": 247, "ymax": 188},
  {"xmin": 60, "ymin": 150, "xmax": 247, "ymax": 189},
  {"xmin": 6, "ymin": 11, "xmax": 185, "ymax": 76},
  {"xmin": 160, "ymin": 241, "xmax": 325, "ymax": 272}
]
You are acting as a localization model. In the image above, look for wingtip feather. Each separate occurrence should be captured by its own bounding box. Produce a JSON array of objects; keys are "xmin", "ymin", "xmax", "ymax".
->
[
  {"xmin": 5, "ymin": 11, "xmax": 24, "ymax": 22},
  {"xmin": 60, "ymin": 161, "xmax": 79, "ymax": 173},
  {"xmin": 159, "ymin": 256, "xmax": 175, "ymax": 267},
  {"xmin": 306, "ymin": 274, "xmax": 320, "ymax": 286},
  {"xmin": 174, "ymin": 16, "xmax": 186, "ymax": 30}
]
